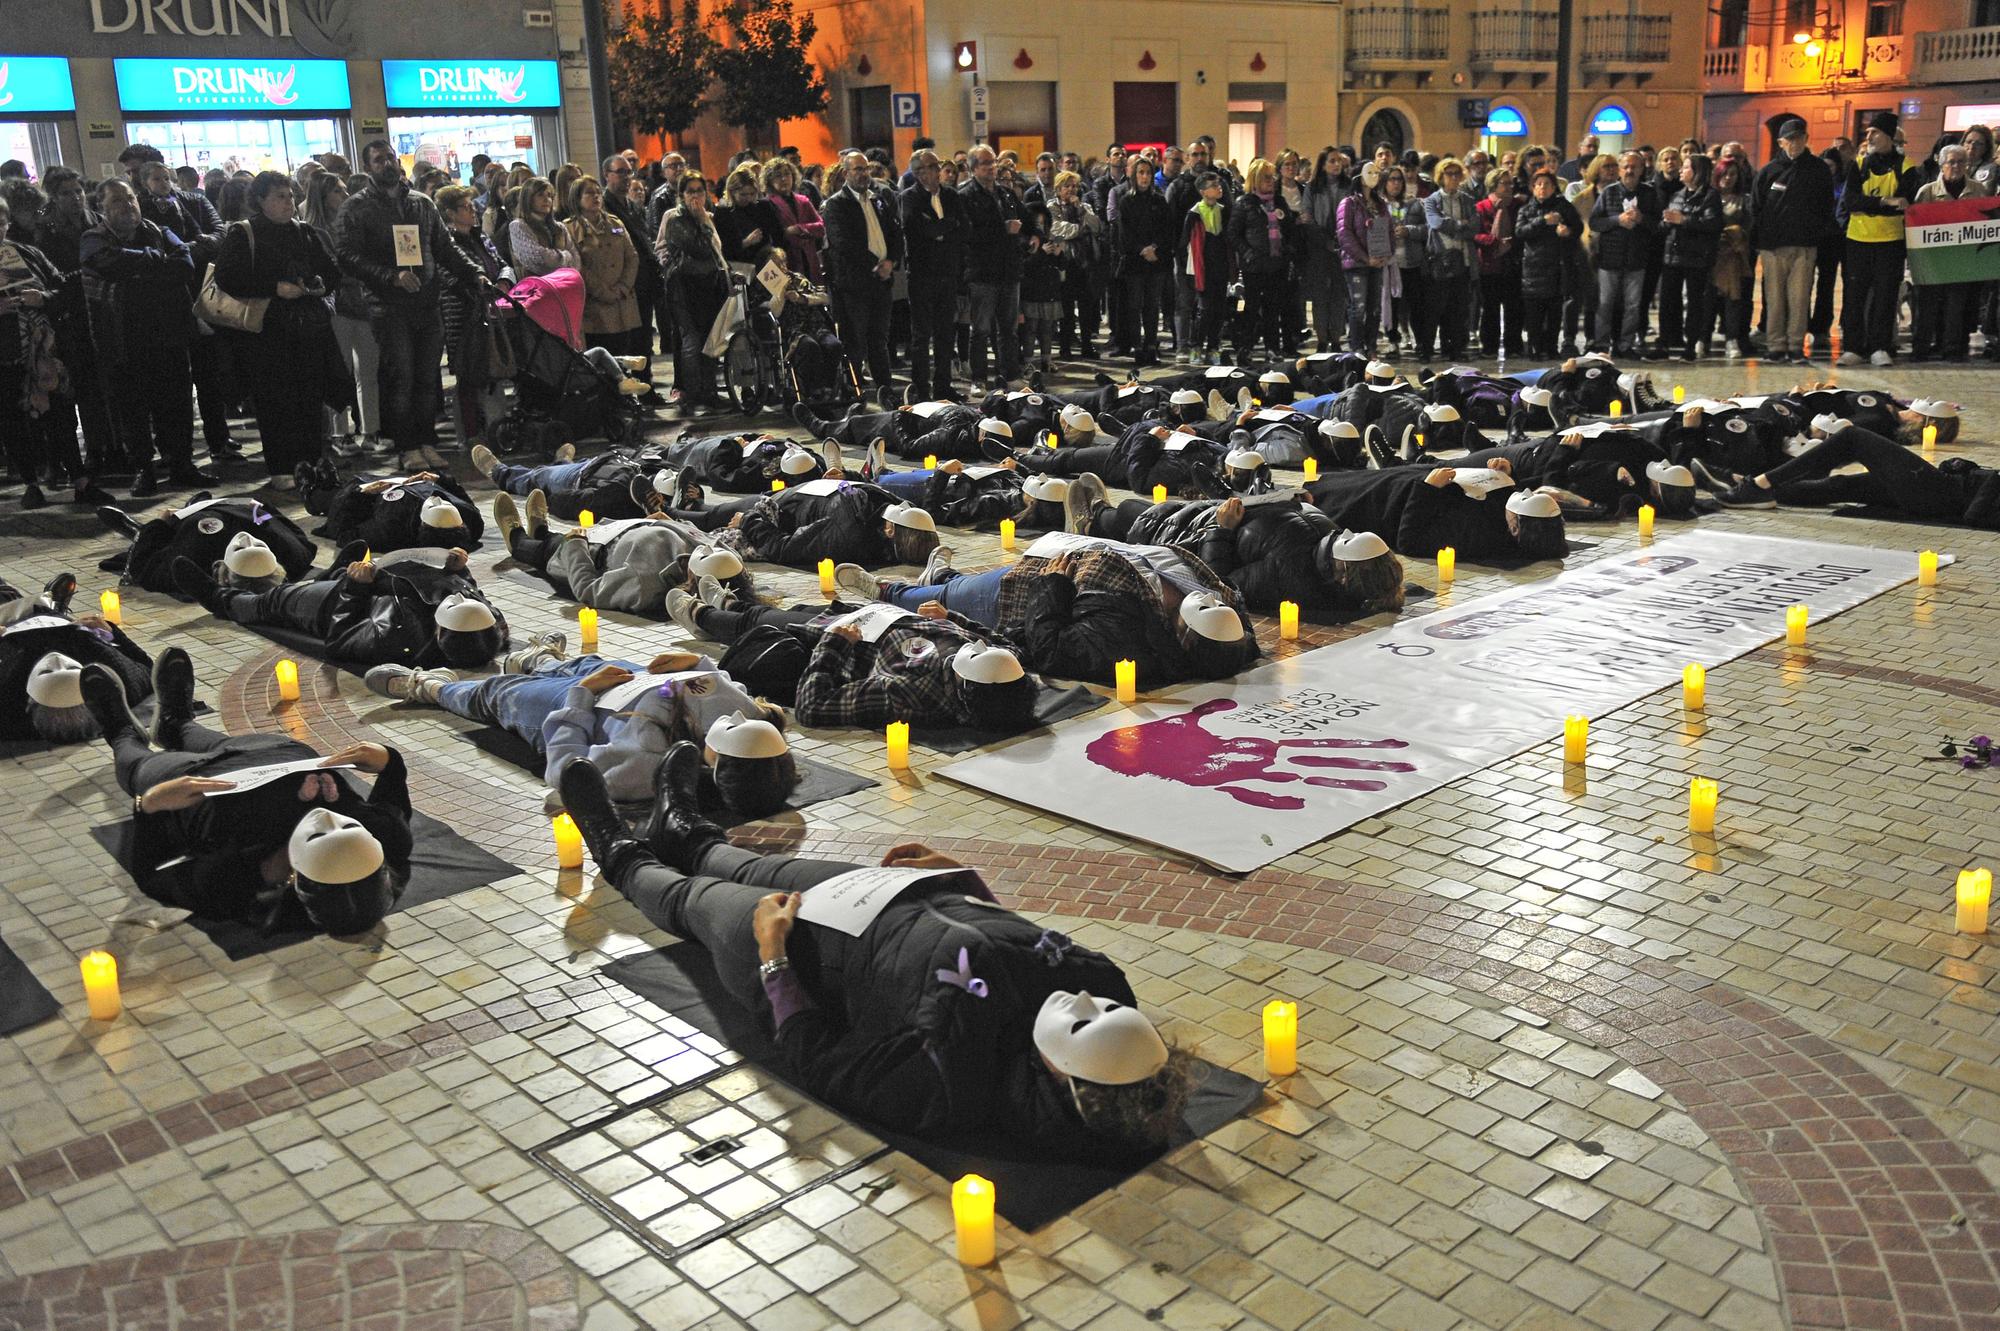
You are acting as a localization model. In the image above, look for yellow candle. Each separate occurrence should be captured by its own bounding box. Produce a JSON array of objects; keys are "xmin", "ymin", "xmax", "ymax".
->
[
  {"xmin": 1682, "ymin": 663, "xmax": 1705, "ymax": 709},
  {"xmin": 1609, "ymin": 399, "xmax": 1623, "ymax": 418},
  {"xmin": 80, "ymin": 950, "xmax": 120, "ymax": 1021},
  {"xmin": 1262, "ymin": 1000, "xmax": 1298, "ymax": 1076},
  {"xmin": 923, "ymin": 454, "xmax": 938, "ymax": 470},
  {"xmin": 98, "ymin": 590, "xmax": 122, "ymax": 625},
  {"xmin": 578, "ymin": 509, "xmax": 594, "ymax": 530},
  {"xmin": 1278, "ymin": 601, "xmax": 1300, "ymax": 640},
  {"xmin": 1637, "ymin": 504, "xmax": 1654, "ymax": 539},
  {"xmin": 1689, "ymin": 777, "xmax": 1718, "ymax": 833},
  {"xmin": 1114, "ymin": 659, "xmax": 1137, "ymax": 704},
  {"xmin": 885, "ymin": 721, "xmax": 910, "ymax": 770},
  {"xmin": 1672, "ymin": 384, "xmax": 1685, "ymax": 405},
  {"xmin": 1437, "ymin": 547, "xmax": 1456, "ymax": 583},
  {"xmin": 1562, "ymin": 715, "xmax": 1587, "ymax": 764},
  {"xmin": 951, "ymin": 1174, "xmax": 996, "ymax": 1266},
  {"xmin": 999, "ymin": 518, "xmax": 1016, "ymax": 550},
  {"xmin": 1303, "ymin": 456, "xmax": 1319, "ymax": 481},
  {"xmin": 1152, "ymin": 484, "xmax": 1167, "ymax": 503},
  {"xmin": 579, "ymin": 607, "xmax": 598, "ymax": 650},
  {"xmin": 1958, "ymin": 868, "xmax": 1992, "ymax": 934},
  {"xmin": 552, "ymin": 813, "xmax": 584, "ymax": 869},
  {"xmin": 771, "ymin": 478, "xmax": 786, "ymax": 491},
  {"xmin": 1918, "ymin": 550, "xmax": 1938, "ymax": 586},
  {"xmin": 817, "ymin": 558, "xmax": 836, "ymax": 597},
  {"xmin": 274, "ymin": 658, "xmax": 300, "ymax": 702},
  {"xmin": 1785, "ymin": 604, "xmax": 1808, "ymax": 647},
  {"xmin": 1923, "ymin": 422, "xmax": 1937, "ymax": 451},
  {"xmin": 1416, "ymin": 431, "xmax": 1425, "ymax": 452},
  {"xmin": 1045, "ymin": 430, "xmax": 1060, "ymax": 450}
]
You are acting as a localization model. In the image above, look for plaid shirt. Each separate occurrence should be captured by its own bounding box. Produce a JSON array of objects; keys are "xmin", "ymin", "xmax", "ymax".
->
[
  {"xmin": 794, "ymin": 611, "xmax": 1026, "ymax": 729},
  {"xmin": 992, "ymin": 544, "xmax": 1234, "ymax": 629}
]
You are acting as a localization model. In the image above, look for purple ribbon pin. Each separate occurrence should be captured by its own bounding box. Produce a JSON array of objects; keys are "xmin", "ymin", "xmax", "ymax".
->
[{"xmin": 935, "ymin": 946, "xmax": 988, "ymax": 998}]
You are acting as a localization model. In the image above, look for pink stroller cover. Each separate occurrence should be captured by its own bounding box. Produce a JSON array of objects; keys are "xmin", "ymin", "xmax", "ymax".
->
[{"xmin": 499, "ymin": 269, "xmax": 587, "ymax": 349}]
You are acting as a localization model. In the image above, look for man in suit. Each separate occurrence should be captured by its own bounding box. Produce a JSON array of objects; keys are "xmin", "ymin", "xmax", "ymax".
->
[
  {"xmin": 960, "ymin": 144, "xmax": 1032, "ymax": 389},
  {"xmin": 900, "ymin": 149, "xmax": 968, "ymax": 403},
  {"xmin": 822, "ymin": 149, "xmax": 905, "ymax": 408}
]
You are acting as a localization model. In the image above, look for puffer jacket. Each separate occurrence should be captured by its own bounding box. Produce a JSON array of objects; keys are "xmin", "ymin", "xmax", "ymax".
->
[
  {"xmin": 1128, "ymin": 498, "xmax": 1348, "ymax": 611},
  {"xmin": 731, "ymin": 481, "xmax": 903, "ymax": 569},
  {"xmin": 333, "ymin": 181, "xmax": 484, "ymax": 317},
  {"xmin": 1662, "ymin": 185, "xmax": 1724, "ymax": 270},
  {"xmin": 1513, "ymin": 194, "xmax": 1581, "ymax": 300},
  {"xmin": 1113, "ymin": 185, "xmax": 1176, "ymax": 277},
  {"xmin": 322, "ymin": 474, "xmax": 484, "ymax": 553},
  {"xmin": 1229, "ymin": 191, "xmax": 1299, "ymax": 276},
  {"xmin": 124, "ymin": 494, "xmax": 317, "ymax": 593},
  {"xmin": 1587, "ymin": 180, "xmax": 1661, "ymax": 272},
  {"xmin": 310, "ymin": 559, "xmax": 507, "ymax": 666},
  {"xmin": 1308, "ymin": 467, "xmax": 1520, "ymax": 560},
  {"xmin": 668, "ymin": 433, "xmax": 824, "ymax": 493},
  {"xmin": 0, "ymin": 615, "xmax": 153, "ymax": 740}
]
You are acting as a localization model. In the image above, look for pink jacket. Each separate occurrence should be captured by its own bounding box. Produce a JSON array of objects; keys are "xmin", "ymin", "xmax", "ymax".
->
[{"xmin": 767, "ymin": 191, "xmax": 825, "ymax": 280}]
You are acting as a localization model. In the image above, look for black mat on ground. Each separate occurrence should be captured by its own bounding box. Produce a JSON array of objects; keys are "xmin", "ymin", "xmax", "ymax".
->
[
  {"xmin": 602, "ymin": 943, "xmax": 1264, "ymax": 1230},
  {"xmin": 1300, "ymin": 582, "xmax": 1432, "ymax": 627},
  {"xmin": 90, "ymin": 811, "xmax": 520, "ymax": 960},
  {"xmin": 0, "ymin": 933, "xmax": 60, "ymax": 1036},
  {"xmin": 0, "ymin": 701, "xmax": 210, "ymax": 758},
  {"xmin": 458, "ymin": 725, "xmax": 878, "ymax": 813},
  {"xmin": 916, "ymin": 684, "xmax": 1108, "ymax": 754}
]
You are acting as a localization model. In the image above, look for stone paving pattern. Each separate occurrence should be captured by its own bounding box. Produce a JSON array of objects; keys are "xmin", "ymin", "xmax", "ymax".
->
[{"xmin": 1, "ymin": 356, "xmax": 1997, "ymax": 1330}]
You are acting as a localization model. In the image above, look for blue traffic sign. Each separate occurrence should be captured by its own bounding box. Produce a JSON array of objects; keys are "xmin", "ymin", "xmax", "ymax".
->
[{"xmin": 892, "ymin": 92, "xmax": 922, "ymax": 129}]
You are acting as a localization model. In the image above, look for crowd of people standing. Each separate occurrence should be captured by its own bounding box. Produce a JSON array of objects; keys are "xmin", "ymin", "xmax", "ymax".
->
[{"xmin": 2, "ymin": 110, "xmax": 1994, "ymax": 513}]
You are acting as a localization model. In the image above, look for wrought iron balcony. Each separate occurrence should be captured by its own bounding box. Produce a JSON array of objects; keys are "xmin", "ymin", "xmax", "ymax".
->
[{"xmin": 1346, "ymin": 5, "xmax": 1451, "ymax": 65}]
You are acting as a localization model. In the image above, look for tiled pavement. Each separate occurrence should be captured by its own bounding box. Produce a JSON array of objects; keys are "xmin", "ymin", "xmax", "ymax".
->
[{"xmin": 1, "ymin": 353, "xmax": 1997, "ymax": 1330}]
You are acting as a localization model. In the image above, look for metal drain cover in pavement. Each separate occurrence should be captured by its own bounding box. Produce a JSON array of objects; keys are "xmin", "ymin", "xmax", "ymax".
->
[{"xmin": 533, "ymin": 1066, "xmax": 890, "ymax": 1257}]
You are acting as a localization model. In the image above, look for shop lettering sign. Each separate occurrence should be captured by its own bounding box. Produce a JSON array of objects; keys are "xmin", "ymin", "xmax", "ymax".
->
[
  {"xmin": 380, "ymin": 59, "xmax": 559, "ymax": 109},
  {"xmin": 91, "ymin": 0, "xmax": 292, "ymax": 38},
  {"xmin": 113, "ymin": 57, "xmax": 350, "ymax": 111}
]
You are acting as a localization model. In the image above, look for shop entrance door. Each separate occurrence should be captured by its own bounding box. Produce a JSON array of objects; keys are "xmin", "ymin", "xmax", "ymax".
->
[
  {"xmin": 127, "ymin": 118, "xmax": 344, "ymax": 175},
  {"xmin": 0, "ymin": 123, "xmax": 60, "ymax": 176},
  {"xmin": 386, "ymin": 113, "xmax": 545, "ymax": 181}
]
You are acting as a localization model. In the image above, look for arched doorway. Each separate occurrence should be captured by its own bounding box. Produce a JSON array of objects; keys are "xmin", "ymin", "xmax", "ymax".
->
[{"xmin": 1359, "ymin": 108, "xmax": 1411, "ymax": 159}]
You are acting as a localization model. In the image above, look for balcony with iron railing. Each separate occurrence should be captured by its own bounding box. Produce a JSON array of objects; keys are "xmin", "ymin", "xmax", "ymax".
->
[
  {"xmin": 1913, "ymin": 23, "xmax": 2000, "ymax": 82},
  {"xmin": 1471, "ymin": 7, "xmax": 1561, "ymax": 78},
  {"xmin": 1345, "ymin": 5, "xmax": 1451, "ymax": 66},
  {"xmin": 1580, "ymin": 12, "xmax": 1673, "ymax": 77}
]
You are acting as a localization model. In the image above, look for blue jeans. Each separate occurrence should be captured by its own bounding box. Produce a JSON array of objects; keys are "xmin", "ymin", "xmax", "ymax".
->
[
  {"xmin": 876, "ymin": 469, "xmax": 934, "ymax": 502},
  {"xmin": 881, "ymin": 568, "xmax": 1007, "ymax": 625},
  {"xmin": 436, "ymin": 655, "xmax": 623, "ymax": 745},
  {"xmin": 1595, "ymin": 268, "xmax": 1645, "ymax": 353},
  {"xmin": 492, "ymin": 459, "xmax": 591, "ymax": 498}
]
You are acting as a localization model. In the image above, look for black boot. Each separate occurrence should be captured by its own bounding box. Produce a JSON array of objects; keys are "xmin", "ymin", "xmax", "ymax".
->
[
  {"xmin": 150, "ymin": 647, "xmax": 196, "ymax": 747},
  {"xmin": 97, "ymin": 505, "xmax": 141, "ymax": 539},
  {"xmin": 639, "ymin": 742, "xmax": 728, "ymax": 872},
  {"xmin": 41, "ymin": 572, "xmax": 78, "ymax": 615},
  {"xmin": 171, "ymin": 557, "xmax": 229, "ymax": 615},
  {"xmin": 79, "ymin": 663, "xmax": 142, "ymax": 747},
  {"xmin": 555, "ymin": 756, "xmax": 640, "ymax": 871}
]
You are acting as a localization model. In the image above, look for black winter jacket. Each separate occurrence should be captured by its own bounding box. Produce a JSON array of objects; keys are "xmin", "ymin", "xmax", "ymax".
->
[
  {"xmin": 79, "ymin": 219, "xmax": 195, "ymax": 359},
  {"xmin": 735, "ymin": 481, "xmax": 903, "ymax": 569},
  {"xmin": 1662, "ymin": 186, "xmax": 1724, "ymax": 270},
  {"xmin": 0, "ymin": 615, "xmax": 153, "ymax": 740},
  {"xmin": 899, "ymin": 183, "xmax": 969, "ymax": 288},
  {"xmin": 125, "ymin": 495, "xmax": 317, "ymax": 593},
  {"xmin": 323, "ymin": 475, "xmax": 484, "ymax": 553},
  {"xmin": 1128, "ymin": 499, "xmax": 1351, "ymax": 611},
  {"xmin": 1513, "ymin": 195, "xmax": 1581, "ymax": 299},
  {"xmin": 333, "ymin": 181, "xmax": 484, "ymax": 318},
  {"xmin": 1228, "ymin": 192, "xmax": 1299, "ymax": 276},
  {"xmin": 958, "ymin": 180, "xmax": 1030, "ymax": 284},
  {"xmin": 1307, "ymin": 468, "xmax": 1522, "ymax": 560},
  {"xmin": 302, "ymin": 557, "xmax": 506, "ymax": 666},
  {"xmin": 1751, "ymin": 150, "xmax": 1837, "ymax": 250},
  {"xmin": 1587, "ymin": 181, "xmax": 1661, "ymax": 272},
  {"xmin": 1113, "ymin": 185, "xmax": 1176, "ymax": 277},
  {"xmin": 669, "ymin": 434, "xmax": 825, "ymax": 493}
]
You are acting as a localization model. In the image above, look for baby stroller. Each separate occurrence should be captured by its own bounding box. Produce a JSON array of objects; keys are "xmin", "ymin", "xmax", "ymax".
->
[
  {"xmin": 486, "ymin": 271, "xmax": 646, "ymax": 456},
  {"xmin": 718, "ymin": 267, "xmax": 860, "ymax": 415}
]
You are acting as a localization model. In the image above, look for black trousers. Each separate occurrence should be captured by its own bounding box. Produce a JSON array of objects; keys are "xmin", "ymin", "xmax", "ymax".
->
[
  {"xmin": 831, "ymin": 278, "xmax": 894, "ymax": 394},
  {"xmin": 373, "ymin": 304, "xmax": 446, "ymax": 449},
  {"xmin": 692, "ymin": 601, "xmax": 823, "ymax": 644},
  {"xmin": 188, "ymin": 330, "xmax": 235, "ymax": 451},
  {"xmin": 1840, "ymin": 240, "xmax": 1905, "ymax": 358},
  {"xmin": 1240, "ymin": 270, "xmax": 1286, "ymax": 358},
  {"xmin": 906, "ymin": 277, "xmax": 957, "ymax": 399},
  {"xmin": 108, "ymin": 346, "xmax": 196, "ymax": 472},
  {"xmin": 0, "ymin": 392, "xmax": 82, "ymax": 491},
  {"xmin": 113, "ymin": 721, "xmax": 293, "ymax": 797},
  {"xmin": 216, "ymin": 579, "xmax": 337, "ymax": 634},
  {"xmin": 1119, "ymin": 269, "xmax": 1167, "ymax": 359},
  {"xmin": 1763, "ymin": 427, "xmax": 1961, "ymax": 519},
  {"xmin": 1658, "ymin": 268, "xmax": 1714, "ymax": 352},
  {"xmin": 1913, "ymin": 282, "xmax": 1978, "ymax": 358}
]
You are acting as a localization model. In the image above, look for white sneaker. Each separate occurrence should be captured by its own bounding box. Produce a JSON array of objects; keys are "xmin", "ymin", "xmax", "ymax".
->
[
  {"xmin": 501, "ymin": 630, "xmax": 567, "ymax": 674},
  {"xmin": 1870, "ymin": 350, "xmax": 1893, "ymax": 367},
  {"xmin": 365, "ymin": 664, "xmax": 455, "ymax": 704},
  {"xmin": 919, "ymin": 543, "xmax": 955, "ymax": 585},
  {"xmin": 1837, "ymin": 351, "xmax": 1864, "ymax": 366},
  {"xmin": 663, "ymin": 587, "xmax": 703, "ymax": 635},
  {"xmin": 470, "ymin": 443, "xmax": 498, "ymax": 478},
  {"xmin": 864, "ymin": 438, "xmax": 887, "ymax": 481},
  {"xmin": 834, "ymin": 563, "xmax": 881, "ymax": 600},
  {"xmin": 824, "ymin": 440, "xmax": 845, "ymax": 477},
  {"xmin": 616, "ymin": 356, "xmax": 647, "ymax": 374},
  {"xmin": 695, "ymin": 574, "xmax": 730, "ymax": 609}
]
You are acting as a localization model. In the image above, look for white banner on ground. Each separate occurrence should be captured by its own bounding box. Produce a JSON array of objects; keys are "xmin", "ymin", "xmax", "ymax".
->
[{"xmin": 943, "ymin": 532, "xmax": 1918, "ymax": 873}]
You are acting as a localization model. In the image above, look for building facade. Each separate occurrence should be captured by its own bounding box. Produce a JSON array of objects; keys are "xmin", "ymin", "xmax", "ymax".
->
[
  {"xmin": 1702, "ymin": 0, "xmax": 2000, "ymax": 156},
  {"xmin": 0, "ymin": 0, "xmax": 607, "ymax": 182},
  {"xmin": 763, "ymin": 0, "xmax": 1705, "ymax": 168}
]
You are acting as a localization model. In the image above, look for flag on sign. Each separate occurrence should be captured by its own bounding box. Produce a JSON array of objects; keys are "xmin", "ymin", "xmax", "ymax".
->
[{"xmin": 1905, "ymin": 195, "xmax": 2000, "ymax": 286}]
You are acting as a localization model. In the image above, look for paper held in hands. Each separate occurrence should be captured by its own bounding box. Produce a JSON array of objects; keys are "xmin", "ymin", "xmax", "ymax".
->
[
  {"xmin": 795, "ymin": 865, "xmax": 965, "ymax": 936},
  {"xmin": 591, "ymin": 669, "xmax": 711, "ymax": 714},
  {"xmin": 202, "ymin": 758, "xmax": 355, "ymax": 796},
  {"xmin": 814, "ymin": 602, "xmax": 918, "ymax": 643},
  {"xmin": 1450, "ymin": 467, "xmax": 1517, "ymax": 498}
]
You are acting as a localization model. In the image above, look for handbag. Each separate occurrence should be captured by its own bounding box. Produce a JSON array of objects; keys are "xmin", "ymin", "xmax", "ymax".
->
[{"xmin": 195, "ymin": 222, "xmax": 268, "ymax": 333}]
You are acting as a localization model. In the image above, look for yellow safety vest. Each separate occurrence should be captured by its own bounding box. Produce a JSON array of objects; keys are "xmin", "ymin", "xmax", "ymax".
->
[{"xmin": 1847, "ymin": 161, "xmax": 1906, "ymax": 244}]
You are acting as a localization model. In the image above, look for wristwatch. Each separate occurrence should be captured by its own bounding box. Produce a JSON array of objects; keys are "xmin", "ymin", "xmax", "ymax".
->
[{"xmin": 758, "ymin": 957, "xmax": 791, "ymax": 981}]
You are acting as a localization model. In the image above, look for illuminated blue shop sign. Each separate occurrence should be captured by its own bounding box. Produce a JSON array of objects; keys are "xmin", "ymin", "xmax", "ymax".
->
[
  {"xmin": 381, "ymin": 60, "xmax": 561, "ymax": 110},
  {"xmin": 1591, "ymin": 105, "xmax": 1634, "ymax": 135},
  {"xmin": 0, "ymin": 57, "xmax": 78, "ymax": 114},
  {"xmin": 114, "ymin": 58, "xmax": 351, "ymax": 113},
  {"xmin": 1485, "ymin": 106, "xmax": 1528, "ymax": 136}
]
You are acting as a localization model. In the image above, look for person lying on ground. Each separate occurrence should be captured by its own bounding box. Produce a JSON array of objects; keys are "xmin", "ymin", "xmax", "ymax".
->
[
  {"xmin": 1308, "ymin": 463, "xmax": 1570, "ymax": 561},
  {"xmin": 302, "ymin": 468, "xmax": 484, "ymax": 553},
  {"xmin": 1716, "ymin": 419, "xmax": 2000, "ymax": 527},
  {"xmin": 495, "ymin": 492, "xmax": 755, "ymax": 616},
  {"xmin": 97, "ymin": 492, "xmax": 316, "ymax": 591},
  {"xmin": 0, "ymin": 571, "xmax": 154, "ymax": 742}
]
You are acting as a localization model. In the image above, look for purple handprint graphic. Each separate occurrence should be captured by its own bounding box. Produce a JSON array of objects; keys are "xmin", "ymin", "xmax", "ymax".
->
[{"xmin": 1086, "ymin": 698, "xmax": 1417, "ymax": 810}]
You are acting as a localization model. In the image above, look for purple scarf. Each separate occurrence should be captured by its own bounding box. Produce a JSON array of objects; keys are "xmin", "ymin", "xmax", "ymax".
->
[{"xmin": 1255, "ymin": 188, "xmax": 1282, "ymax": 257}]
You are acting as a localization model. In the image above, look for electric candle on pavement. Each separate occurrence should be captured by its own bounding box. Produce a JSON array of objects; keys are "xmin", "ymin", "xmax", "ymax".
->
[
  {"xmin": 80, "ymin": 951, "xmax": 120, "ymax": 1021},
  {"xmin": 885, "ymin": 721, "xmax": 910, "ymax": 770},
  {"xmin": 1563, "ymin": 715, "xmax": 1587, "ymax": 764},
  {"xmin": 274, "ymin": 659, "xmax": 300, "ymax": 702},
  {"xmin": 1923, "ymin": 422, "xmax": 1938, "ymax": 451},
  {"xmin": 1153, "ymin": 484, "xmax": 1167, "ymax": 503},
  {"xmin": 552, "ymin": 814, "xmax": 584, "ymax": 869},
  {"xmin": 1672, "ymin": 384, "xmax": 1685, "ymax": 405},
  {"xmin": 923, "ymin": 454, "xmax": 938, "ymax": 470},
  {"xmin": 98, "ymin": 590, "xmax": 121, "ymax": 625},
  {"xmin": 1609, "ymin": 399, "xmax": 1622, "ymax": 418},
  {"xmin": 952, "ymin": 1175, "xmax": 996, "ymax": 1266},
  {"xmin": 578, "ymin": 509, "xmax": 594, "ymax": 530},
  {"xmin": 1689, "ymin": 777, "xmax": 1718, "ymax": 833},
  {"xmin": 1114, "ymin": 659, "xmax": 1137, "ymax": 704},
  {"xmin": 1279, "ymin": 601, "xmax": 1300, "ymax": 640},
  {"xmin": 1437, "ymin": 547, "xmax": 1456, "ymax": 582},
  {"xmin": 1958, "ymin": 868, "xmax": 1992, "ymax": 934},
  {"xmin": 817, "ymin": 558, "xmax": 836, "ymax": 597},
  {"xmin": 771, "ymin": 478, "xmax": 785, "ymax": 491},
  {"xmin": 1786, "ymin": 604, "xmax": 1808, "ymax": 646},
  {"xmin": 1263, "ymin": 1000, "xmax": 1298, "ymax": 1076},
  {"xmin": 578, "ymin": 608, "xmax": 598, "ymax": 650},
  {"xmin": 1303, "ymin": 457, "xmax": 1319, "ymax": 481},
  {"xmin": 1637, "ymin": 504, "xmax": 1654, "ymax": 539},
  {"xmin": 1919, "ymin": 550, "xmax": 1938, "ymax": 586},
  {"xmin": 1682, "ymin": 663, "xmax": 1705, "ymax": 709},
  {"xmin": 999, "ymin": 519, "xmax": 1016, "ymax": 550}
]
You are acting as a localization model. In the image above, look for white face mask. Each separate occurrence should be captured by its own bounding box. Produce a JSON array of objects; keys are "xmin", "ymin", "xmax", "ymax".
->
[
  {"xmin": 288, "ymin": 807, "xmax": 386, "ymax": 885},
  {"xmin": 1032, "ymin": 990, "xmax": 1168, "ymax": 1087}
]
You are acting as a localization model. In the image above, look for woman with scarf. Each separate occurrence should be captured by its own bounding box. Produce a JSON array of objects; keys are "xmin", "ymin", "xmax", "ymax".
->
[
  {"xmin": 1708, "ymin": 157, "xmax": 1755, "ymax": 358},
  {"xmin": 1302, "ymin": 149, "xmax": 1347, "ymax": 352},
  {"xmin": 1045, "ymin": 170, "xmax": 1103, "ymax": 360},
  {"xmin": 1513, "ymin": 170, "xmax": 1581, "ymax": 360},
  {"xmin": 1336, "ymin": 163, "xmax": 1392, "ymax": 355},
  {"xmin": 714, "ymin": 165, "xmax": 784, "ymax": 271},
  {"xmin": 1278, "ymin": 150, "xmax": 1310, "ymax": 352},
  {"xmin": 1227, "ymin": 159, "xmax": 1298, "ymax": 362},
  {"xmin": 657, "ymin": 173, "xmax": 730, "ymax": 417},
  {"xmin": 1422, "ymin": 158, "xmax": 1476, "ymax": 361},
  {"xmin": 1383, "ymin": 165, "xmax": 1430, "ymax": 357},
  {"xmin": 1182, "ymin": 172, "xmax": 1234, "ymax": 367},
  {"xmin": 508, "ymin": 177, "xmax": 579, "ymax": 278},
  {"xmin": 761, "ymin": 158, "xmax": 824, "ymax": 280},
  {"xmin": 566, "ymin": 175, "xmax": 645, "ymax": 363}
]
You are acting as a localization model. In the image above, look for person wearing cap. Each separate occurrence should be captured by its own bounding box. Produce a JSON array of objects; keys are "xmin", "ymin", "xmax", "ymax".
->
[
  {"xmin": 173, "ymin": 546, "xmax": 510, "ymax": 670},
  {"xmin": 554, "ymin": 752, "xmax": 1195, "ymax": 1158},
  {"xmin": 76, "ymin": 652, "xmax": 413, "ymax": 936},
  {"xmin": 1838, "ymin": 112, "xmax": 1921, "ymax": 367},
  {"xmin": 1113, "ymin": 495, "xmax": 1407, "ymax": 615},
  {"xmin": 1717, "ymin": 419, "xmax": 2000, "ymax": 528},
  {"xmin": 1308, "ymin": 462, "xmax": 1570, "ymax": 561},
  {"xmin": 1751, "ymin": 118, "xmax": 1838, "ymax": 364},
  {"xmin": 97, "ymin": 493, "xmax": 319, "ymax": 594},
  {"xmin": 720, "ymin": 478, "xmax": 941, "ymax": 571},
  {"xmin": 1911, "ymin": 144, "xmax": 1993, "ymax": 363},
  {"xmin": 500, "ymin": 499, "xmax": 753, "ymax": 616},
  {"xmin": 311, "ymin": 470, "xmax": 484, "ymax": 555},
  {"xmin": 0, "ymin": 574, "xmax": 155, "ymax": 742},
  {"xmin": 369, "ymin": 649, "xmax": 799, "ymax": 820}
]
